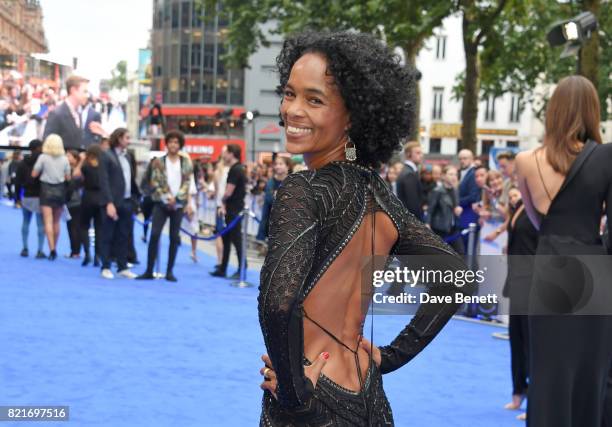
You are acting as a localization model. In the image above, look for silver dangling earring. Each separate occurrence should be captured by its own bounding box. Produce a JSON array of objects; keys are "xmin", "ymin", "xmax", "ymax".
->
[{"xmin": 345, "ymin": 136, "xmax": 357, "ymax": 162}]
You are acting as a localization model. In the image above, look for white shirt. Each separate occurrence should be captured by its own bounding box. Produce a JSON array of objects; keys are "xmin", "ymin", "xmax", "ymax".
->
[
  {"xmin": 404, "ymin": 160, "xmax": 418, "ymax": 173},
  {"xmin": 189, "ymin": 174, "xmax": 197, "ymax": 196},
  {"xmin": 215, "ymin": 166, "xmax": 229, "ymax": 205},
  {"xmin": 166, "ymin": 156, "xmax": 182, "ymax": 196},
  {"xmin": 81, "ymin": 105, "xmax": 90, "ymax": 129},
  {"xmin": 115, "ymin": 148, "xmax": 131, "ymax": 199},
  {"xmin": 459, "ymin": 164, "xmax": 474, "ymax": 183},
  {"xmin": 65, "ymin": 99, "xmax": 81, "ymax": 128}
]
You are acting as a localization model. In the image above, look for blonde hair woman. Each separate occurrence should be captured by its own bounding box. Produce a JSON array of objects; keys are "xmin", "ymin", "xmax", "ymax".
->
[{"xmin": 32, "ymin": 133, "xmax": 70, "ymax": 260}]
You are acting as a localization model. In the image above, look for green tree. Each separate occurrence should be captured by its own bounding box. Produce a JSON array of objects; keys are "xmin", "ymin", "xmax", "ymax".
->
[
  {"xmin": 201, "ymin": 0, "xmax": 456, "ymax": 140},
  {"xmin": 454, "ymin": 0, "xmax": 510, "ymax": 153},
  {"xmin": 109, "ymin": 60, "xmax": 127, "ymax": 90},
  {"xmin": 476, "ymin": 0, "xmax": 610, "ymax": 122}
]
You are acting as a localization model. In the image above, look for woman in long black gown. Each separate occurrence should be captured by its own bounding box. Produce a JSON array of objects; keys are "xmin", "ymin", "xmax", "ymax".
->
[
  {"xmin": 256, "ymin": 32, "xmax": 474, "ymax": 426},
  {"xmin": 515, "ymin": 75, "xmax": 612, "ymax": 427},
  {"xmin": 502, "ymin": 187, "xmax": 538, "ymax": 419}
]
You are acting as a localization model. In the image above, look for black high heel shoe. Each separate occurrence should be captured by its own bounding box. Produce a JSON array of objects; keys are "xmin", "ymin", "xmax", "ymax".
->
[
  {"xmin": 82, "ymin": 255, "xmax": 91, "ymax": 267},
  {"xmin": 48, "ymin": 250, "xmax": 57, "ymax": 261}
]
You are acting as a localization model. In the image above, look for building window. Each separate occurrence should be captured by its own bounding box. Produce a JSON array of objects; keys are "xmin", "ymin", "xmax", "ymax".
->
[
  {"xmin": 180, "ymin": 44, "xmax": 189, "ymax": 74},
  {"xmin": 155, "ymin": 7, "xmax": 162, "ymax": 29},
  {"xmin": 190, "ymin": 43, "xmax": 201, "ymax": 71},
  {"xmin": 484, "ymin": 95, "xmax": 496, "ymax": 122},
  {"xmin": 191, "ymin": 3, "xmax": 202, "ymax": 27},
  {"xmin": 481, "ymin": 140, "xmax": 494, "ymax": 155},
  {"xmin": 429, "ymin": 138, "xmax": 441, "ymax": 154},
  {"xmin": 171, "ymin": 2, "xmax": 179, "ymax": 29},
  {"xmin": 509, "ymin": 94, "xmax": 521, "ymax": 123},
  {"xmin": 202, "ymin": 75, "xmax": 213, "ymax": 103},
  {"xmin": 181, "ymin": 1, "xmax": 190, "ymax": 28},
  {"xmin": 203, "ymin": 43, "xmax": 214, "ymax": 71},
  {"xmin": 435, "ymin": 35, "xmax": 446, "ymax": 60},
  {"xmin": 190, "ymin": 77, "xmax": 200, "ymax": 103},
  {"xmin": 163, "ymin": 2, "xmax": 171, "ymax": 27},
  {"xmin": 216, "ymin": 44, "xmax": 226, "ymax": 75},
  {"xmin": 432, "ymin": 87, "xmax": 443, "ymax": 120}
]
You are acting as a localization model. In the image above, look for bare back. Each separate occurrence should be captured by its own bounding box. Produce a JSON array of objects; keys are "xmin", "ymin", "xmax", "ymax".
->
[
  {"xmin": 303, "ymin": 208, "xmax": 398, "ymax": 392},
  {"xmin": 516, "ymin": 147, "xmax": 566, "ymax": 216}
]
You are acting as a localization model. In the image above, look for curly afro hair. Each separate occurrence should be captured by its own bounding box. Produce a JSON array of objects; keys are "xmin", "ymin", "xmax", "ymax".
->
[{"xmin": 276, "ymin": 31, "xmax": 416, "ymax": 168}]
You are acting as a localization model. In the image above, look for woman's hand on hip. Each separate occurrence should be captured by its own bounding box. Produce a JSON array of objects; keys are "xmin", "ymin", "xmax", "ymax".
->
[
  {"xmin": 260, "ymin": 354, "xmax": 278, "ymax": 399},
  {"xmin": 259, "ymin": 352, "xmax": 330, "ymax": 400},
  {"xmin": 360, "ymin": 336, "xmax": 382, "ymax": 367},
  {"xmin": 304, "ymin": 351, "xmax": 329, "ymax": 389}
]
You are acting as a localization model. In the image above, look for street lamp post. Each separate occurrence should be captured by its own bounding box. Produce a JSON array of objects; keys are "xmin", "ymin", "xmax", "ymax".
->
[{"xmin": 240, "ymin": 110, "xmax": 260, "ymax": 162}]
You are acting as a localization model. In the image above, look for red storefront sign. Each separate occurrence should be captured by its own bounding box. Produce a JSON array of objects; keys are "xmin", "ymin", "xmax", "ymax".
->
[
  {"xmin": 160, "ymin": 137, "xmax": 246, "ymax": 162},
  {"xmin": 141, "ymin": 105, "xmax": 245, "ymax": 117}
]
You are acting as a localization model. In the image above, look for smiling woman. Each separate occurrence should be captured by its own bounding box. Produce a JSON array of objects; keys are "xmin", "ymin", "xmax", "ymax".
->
[
  {"xmin": 275, "ymin": 32, "xmax": 416, "ymax": 170},
  {"xmin": 257, "ymin": 32, "xmax": 473, "ymax": 427}
]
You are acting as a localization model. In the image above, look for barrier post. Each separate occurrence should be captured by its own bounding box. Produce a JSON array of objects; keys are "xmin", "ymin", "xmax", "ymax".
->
[
  {"xmin": 464, "ymin": 222, "xmax": 479, "ymax": 317},
  {"xmin": 231, "ymin": 209, "xmax": 253, "ymax": 288},
  {"xmin": 466, "ymin": 222, "xmax": 478, "ymax": 270}
]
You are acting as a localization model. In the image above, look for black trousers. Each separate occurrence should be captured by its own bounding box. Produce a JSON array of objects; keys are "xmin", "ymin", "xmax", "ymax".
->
[
  {"xmin": 220, "ymin": 210, "xmax": 246, "ymax": 273},
  {"xmin": 508, "ymin": 314, "xmax": 529, "ymax": 395},
  {"xmin": 80, "ymin": 202, "xmax": 102, "ymax": 259},
  {"xmin": 67, "ymin": 205, "xmax": 81, "ymax": 256},
  {"xmin": 127, "ymin": 215, "xmax": 138, "ymax": 263},
  {"xmin": 100, "ymin": 199, "xmax": 132, "ymax": 271},
  {"xmin": 6, "ymin": 181, "xmax": 14, "ymax": 200},
  {"xmin": 145, "ymin": 203, "xmax": 183, "ymax": 275},
  {"xmin": 114, "ymin": 211, "xmax": 138, "ymax": 264},
  {"xmin": 141, "ymin": 196, "xmax": 154, "ymax": 238}
]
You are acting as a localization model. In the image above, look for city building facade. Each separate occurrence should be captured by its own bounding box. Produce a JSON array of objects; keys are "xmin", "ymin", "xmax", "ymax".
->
[
  {"xmin": 417, "ymin": 14, "xmax": 540, "ymax": 157},
  {"xmin": 241, "ymin": 15, "xmax": 544, "ymax": 164},
  {"xmin": 149, "ymin": 6, "xmax": 549, "ymax": 163},
  {"xmin": 149, "ymin": 0, "xmax": 245, "ymax": 160},
  {"xmin": 243, "ymin": 22, "xmax": 284, "ymax": 162},
  {"xmin": 0, "ymin": 0, "xmax": 47, "ymax": 55}
]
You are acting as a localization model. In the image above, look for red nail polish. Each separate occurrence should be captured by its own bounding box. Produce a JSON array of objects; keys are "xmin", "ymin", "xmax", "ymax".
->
[{"xmin": 322, "ymin": 352, "xmax": 330, "ymax": 360}]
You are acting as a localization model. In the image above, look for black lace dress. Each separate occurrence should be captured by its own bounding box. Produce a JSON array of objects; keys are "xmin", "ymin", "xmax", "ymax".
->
[{"xmin": 258, "ymin": 161, "xmax": 472, "ymax": 426}]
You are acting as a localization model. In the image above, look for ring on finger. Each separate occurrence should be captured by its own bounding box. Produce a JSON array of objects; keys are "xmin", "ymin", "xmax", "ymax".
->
[{"xmin": 263, "ymin": 367, "xmax": 271, "ymax": 379}]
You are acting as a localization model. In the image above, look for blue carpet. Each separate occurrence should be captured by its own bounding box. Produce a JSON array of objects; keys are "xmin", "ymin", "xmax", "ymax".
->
[{"xmin": 0, "ymin": 203, "xmax": 523, "ymax": 426}]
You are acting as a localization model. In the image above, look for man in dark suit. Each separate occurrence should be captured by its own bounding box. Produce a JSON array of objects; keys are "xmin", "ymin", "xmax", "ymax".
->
[
  {"xmin": 43, "ymin": 75, "xmax": 90, "ymax": 150},
  {"xmin": 396, "ymin": 141, "xmax": 424, "ymax": 220},
  {"xmin": 80, "ymin": 98, "xmax": 103, "ymax": 148},
  {"xmin": 458, "ymin": 149, "xmax": 481, "ymax": 253},
  {"xmin": 99, "ymin": 127, "xmax": 140, "ymax": 280}
]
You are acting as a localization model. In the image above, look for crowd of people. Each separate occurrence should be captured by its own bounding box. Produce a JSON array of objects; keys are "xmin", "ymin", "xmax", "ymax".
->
[
  {"xmin": 373, "ymin": 141, "xmax": 518, "ymax": 258},
  {"xmin": 0, "ymin": 70, "xmax": 126, "ymax": 147},
  {"xmin": 0, "ymin": 104, "xmax": 536, "ymax": 286},
  {"xmin": 1, "ymin": 108, "xmax": 298, "ymax": 284}
]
